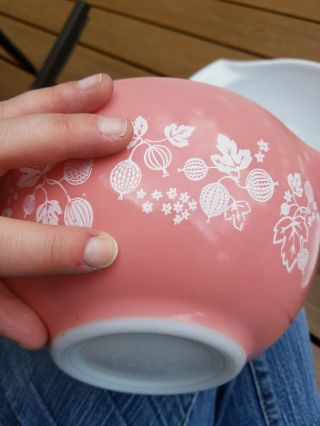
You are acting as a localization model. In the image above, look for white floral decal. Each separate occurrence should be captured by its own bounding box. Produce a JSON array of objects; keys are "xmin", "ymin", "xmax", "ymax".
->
[
  {"xmin": 273, "ymin": 173, "xmax": 318, "ymax": 275},
  {"xmin": 12, "ymin": 160, "xmax": 94, "ymax": 227},
  {"xmin": 136, "ymin": 187, "xmax": 198, "ymax": 225},
  {"xmin": 110, "ymin": 116, "xmax": 195, "ymax": 199},
  {"xmin": 255, "ymin": 139, "xmax": 269, "ymax": 163},
  {"xmin": 109, "ymin": 119, "xmax": 278, "ymax": 229},
  {"xmin": 178, "ymin": 134, "xmax": 277, "ymax": 231}
]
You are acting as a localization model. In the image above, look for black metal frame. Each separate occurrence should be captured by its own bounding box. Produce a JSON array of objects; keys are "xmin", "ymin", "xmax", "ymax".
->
[{"xmin": 0, "ymin": 0, "xmax": 90, "ymax": 89}]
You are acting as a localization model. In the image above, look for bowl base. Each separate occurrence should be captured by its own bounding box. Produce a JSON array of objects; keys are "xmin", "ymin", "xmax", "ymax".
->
[{"xmin": 50, "ymin": 317, "xmax": 246, "ymax": 395}]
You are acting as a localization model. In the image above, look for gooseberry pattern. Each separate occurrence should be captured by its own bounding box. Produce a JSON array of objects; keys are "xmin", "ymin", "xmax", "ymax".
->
[
  {"xmin": 2, "ymin": 115, "xmax": 317, "ymax": 280},
  {"xmin": 273, "ymin": 173, "xmax": 318, "ymax": 278},
  {"xmin": 110, "ymin": 159, "xmax": 142, "ymax": 200},
  {"xmin": 109, "ymin": 115, "xmax": 195, "ymax": 198},
  {"xmin": 2, "ymin": 160, "xmax": 94, "ymax": 227},
  {"xmin": 200, "ymin": 183, "xmax": 231, "ymax": 221},
  {"xmin": 178, "ymin": 133, "xmax": 277, "ymax": 230},
  {"xmin": 246, "ymin": 169, "xmax": 278, "ymax": 203}
]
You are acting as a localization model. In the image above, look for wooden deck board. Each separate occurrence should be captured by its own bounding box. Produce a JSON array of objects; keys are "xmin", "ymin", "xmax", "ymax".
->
[
  {"xmin": 74, "ymin": 0, "xmax": 320, "ymax": 60},
  {"xmin": 0, "ymin": 1, "xmax": 255, "ymax": 77},
  {"xmin": 0, "ymin": 14, "xmax": 153, "ymax": 88},
  {"xmin": 222, "ymin": 0, "xmax": 320, "ymax": 23},
  {"xmin": 0, "ymin": 0, "xmax": 319, "ymax": 384},
  {"xmin": 0, "ymin": 60, "xmax": 32, "ymax": 100}
]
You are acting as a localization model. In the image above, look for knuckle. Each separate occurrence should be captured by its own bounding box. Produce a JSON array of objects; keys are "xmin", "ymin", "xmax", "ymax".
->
[
  {"xmin": 43, "ymin": 231, "xmax": 65, "ymax": 267},
  {"xmin": 50, "ymin": 115, "xmax": 75, "ymax": 156},
  {"xmin": 0, "ymin": 117, "xmax": 13, "ymax": 144},
  {"xmin": 53, "ymin": 114, "xmax": 73, "ymax": 138}
]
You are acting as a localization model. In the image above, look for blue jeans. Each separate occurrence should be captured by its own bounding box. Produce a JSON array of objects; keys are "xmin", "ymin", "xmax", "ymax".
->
[{"xmin": 0, "ymin": 309, "xmax": 319, "ymax": 425}]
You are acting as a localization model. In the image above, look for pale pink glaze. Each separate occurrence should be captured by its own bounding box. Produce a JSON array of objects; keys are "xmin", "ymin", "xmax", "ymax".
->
[{"xmin": 2, "ymin": 77, "xmax": 320, "ymax": 359}]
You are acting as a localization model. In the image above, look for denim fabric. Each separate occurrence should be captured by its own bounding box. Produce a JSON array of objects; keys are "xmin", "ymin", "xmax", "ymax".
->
[{"xmin": 0, "ymin": 309, "xmax": 319, "ymax": 425}]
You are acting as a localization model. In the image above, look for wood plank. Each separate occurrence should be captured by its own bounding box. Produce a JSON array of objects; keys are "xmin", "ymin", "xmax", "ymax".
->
[
  {"xmin": 222, "ymin": 0, "xmax": 320, "ymax": 23},
  {"xmin": 312, "ymin": 344, "xmax": 320, "ymax": 388},
  {"xmin": 0, "ymin": 60, "xmax": 32, "ymax": 100},
  {"xmin": 72, "ymin": 0, "xmax": 320, "ymax": 61},
  {"xmin": 305, "ymin": 275, "xmax": 320, "ymax": 339},
  {"xmin": 0, "ymin": 0, "xmax": 256, "ymax": 78},
  {"xmin": 0, "ymin": 45, "xmax": 16, "ymax": 63},
  {"xmin": 0, "ymin": 14, "xmax": 153, "ymax": 84},
  {"xmin": 0, "ymin": 28, "xmax": 21, "ymax": 66}
]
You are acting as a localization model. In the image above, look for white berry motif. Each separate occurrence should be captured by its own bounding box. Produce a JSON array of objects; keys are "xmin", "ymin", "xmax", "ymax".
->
[
  {"xmin": 110, "ymin": 116, "xmax": 195, "ymax": 199},
  {"xmin": 3, "ymin": 160, "xmax": 94, "ymax": 227},
  {"xmin": 110, "ymin": 159, "xmax": 141, "ymax": 200},
  {"xmin": 178, "ymin": 133, "xmax": 277, "ymax": 230},
  {"xmin": 273, "ymin": 173, "xmax": 318, "ymax": 279}
]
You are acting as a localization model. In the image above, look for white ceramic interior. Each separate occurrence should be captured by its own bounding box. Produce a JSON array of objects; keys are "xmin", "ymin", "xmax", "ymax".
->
[{"xmin": 190, "ymin": 59, "xmax": 320, "ymax": 151}]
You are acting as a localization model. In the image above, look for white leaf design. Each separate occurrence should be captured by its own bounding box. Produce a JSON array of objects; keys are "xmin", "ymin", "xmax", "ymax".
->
[
  {"xmin": 17, "ymin": 167, "xmax": 42, "ymax": 188},
  {"xmin": 133, "ymin": 115, "xmax": 148, "ymax": 137},
  {"xmin": 1, "ymin": 208, "xmax": 13, "ymax": 217},
  {"xmin": 211, "ymin": 134, "xmax": 252, "ymax": 174},
  {"xmin": 273, "ymin": 215, "xmax": 308, "ymax": 272},
  {"xmin": 164, "ymin": 123, "xmax": 195, "ymax": 148},
  {"xmin": 23, "ymin": 194, "xmax": 36, "ymax": 217},
  {"xmin": 128, "ymin": 116, "xmax": 149, "ymax": 149},
  {"xmin": 63, "ymin": 159, "xmax": 93, "ymax": 185},
  {"xmin": 297, "ymin": 248, "xmax": 309, "ymax": 272},
  {"xmin": 64, "ymin": 197, "xmax": 93, "ymax": 227},
  {"xmin": 288, "ymin": 173, "xmax": 303, "ymax": 198},
  {"xmin": 36, "ymin": 200, "xmax": 62, "ymax": 225},
  {"xmin": 224, "ymin": 200, "xmax": 251, "ymax": 231},
  {"xmin": 304, "ymin": 180, "xmax": 314, "ymax": 202}
]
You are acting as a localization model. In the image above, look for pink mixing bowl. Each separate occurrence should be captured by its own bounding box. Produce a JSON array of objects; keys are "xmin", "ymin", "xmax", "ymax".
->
[{"xmin": 1, "ymin": 77, "xmax": 319, "ymax": 395}]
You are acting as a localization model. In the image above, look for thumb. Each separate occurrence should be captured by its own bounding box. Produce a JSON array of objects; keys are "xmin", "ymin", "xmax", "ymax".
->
[
  {"xmin": 0, "ymin": 217, "xmax": 118, "ymax": 277},
  {"xmin": 0, "ymin": 279, "xmax": 47, "ymax": 349}
]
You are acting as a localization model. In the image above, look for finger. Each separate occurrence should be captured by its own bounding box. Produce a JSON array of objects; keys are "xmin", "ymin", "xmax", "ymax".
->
[
  {"xmin": 0, "ymin": 73, "xmax": 113, "ymax": 119},
  {"xmin": 0, "ymin": 279, "xmax": 47, "ymax": 349},
  {"xmin": 0, "ymin": 113, "xmax": 133, "ymax": 174},
  {"xmin": 0, "ymin": 217, "xmax": 119, "ymax": 277}
]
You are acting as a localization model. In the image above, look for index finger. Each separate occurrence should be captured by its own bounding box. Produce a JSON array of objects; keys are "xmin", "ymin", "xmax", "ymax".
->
[{"xmin": 0, "ymin": 74, "xmax": 113, "ymax": 119}]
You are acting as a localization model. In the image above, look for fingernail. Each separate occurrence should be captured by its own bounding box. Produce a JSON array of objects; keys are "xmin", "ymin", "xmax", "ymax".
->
[
  {"xmin": 98, "ymin": 116, "xmax": 128, "ymax": 138},
  {"xmin": 78, "ymin": 73, "xmax": 102, "ymax": 90},
  {"xmin": 84, "ymin": 234, "xmax": 118, "ymax": 269}
]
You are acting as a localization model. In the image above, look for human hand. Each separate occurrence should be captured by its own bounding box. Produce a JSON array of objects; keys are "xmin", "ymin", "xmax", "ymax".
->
[{"xmin": 0, "ymin": 74, "xmax": 133, "ymax": 350}]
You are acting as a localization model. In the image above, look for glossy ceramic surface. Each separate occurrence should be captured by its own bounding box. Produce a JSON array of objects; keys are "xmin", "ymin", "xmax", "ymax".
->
[
  {"xmin": 190, "ymin": 58, "xmax": 320, "ymax": 151},
  {"xmin": 1, "ymin": 77, "xmax": 320, "ymax": 391}
]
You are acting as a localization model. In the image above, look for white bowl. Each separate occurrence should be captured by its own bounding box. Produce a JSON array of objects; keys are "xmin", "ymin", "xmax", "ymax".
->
[{"xmin": 190, "ymin": 59, "xmax": 320, "ymax": 151}]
